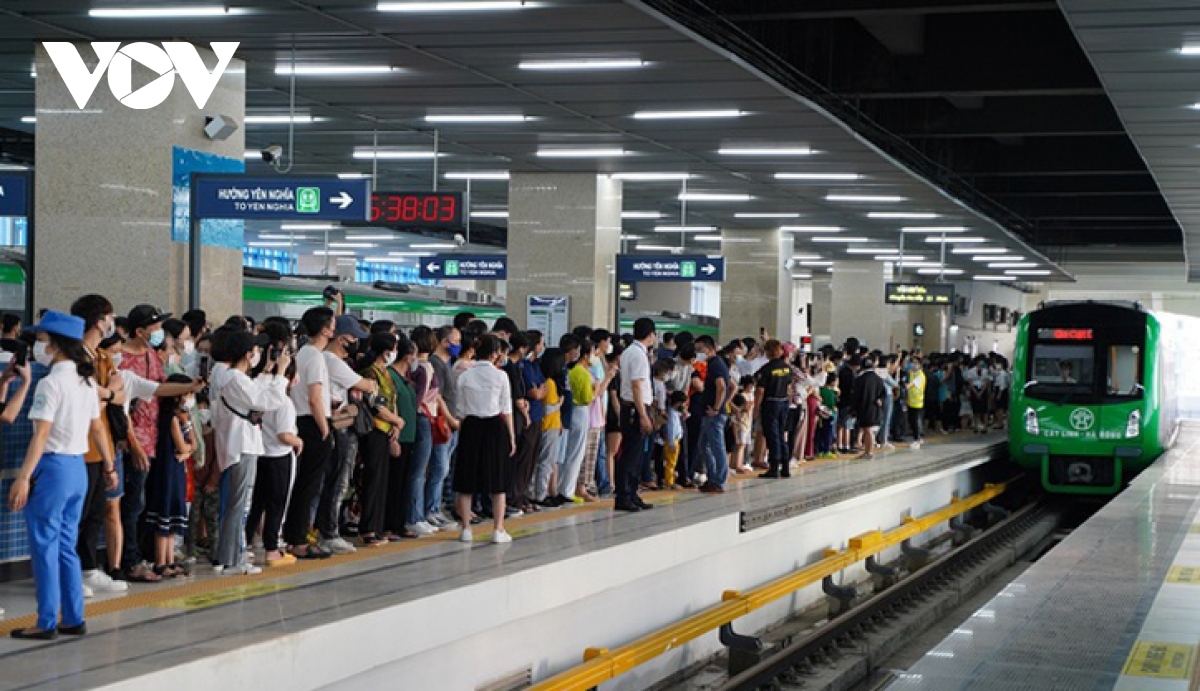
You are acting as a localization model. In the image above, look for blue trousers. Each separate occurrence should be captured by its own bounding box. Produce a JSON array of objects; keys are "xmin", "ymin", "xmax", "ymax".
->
[
  {"xmin": 406, "ymin": 416, "xmax": 433, "ymax": 526},
  {"xmin": 700, "ymin": 413, "xmax": 729, "ymax": 488},
  {"xmin": 426, "ymin": 431, "xmax": 457, "ymax": 518},
  {"xmin": 26, "ymin": 453, "xmax": 87, "ymax": 631}
]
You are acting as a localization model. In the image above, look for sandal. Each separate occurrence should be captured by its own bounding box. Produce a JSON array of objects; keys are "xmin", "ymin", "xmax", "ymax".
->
[
  {"xmin": 125, "ymin": 563, "xmax": 162, "ymax": 583},
  {"xmin": 290, "ymin": 546, "xmax": 332, "ymax": 560}
]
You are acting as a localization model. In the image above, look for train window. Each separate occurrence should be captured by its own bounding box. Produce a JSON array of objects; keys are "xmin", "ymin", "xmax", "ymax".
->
[
  {"xmin": 1106, "ymin": 345, "xmax": 1143, "ymax": 398},
  {"xmin": 1028, "ymin": 344, "xmax": 1094, "ymax": 397}
]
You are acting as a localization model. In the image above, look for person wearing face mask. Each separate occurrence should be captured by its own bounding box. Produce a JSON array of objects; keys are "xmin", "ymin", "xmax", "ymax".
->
[
  {"xmin": 211, "ymin": 330, "xmax": 291, "ymax": 575},
  {"xmin": 357, "ymin": 333, "xmax": 406, "ymax": 546},
  {"xmin": 453, "ymin": 335, "xmax": 516, "ymax": 544},
  {"xmin": 141, "ymin": 374, "xmax": 197, "ymax": 579},
  {"xmin": 160, "ymin": 319, "xmax": 193, "ymax": 378},
  {"xmin": 117, "ymin": 304, "xmax": 170, "ymax": 582},
  {"xmin": 586, "ymin": 329, "xmax": 612, "ymax": 494},
  {"xmin": 7, "ymin": 311, "xmax": 116, "ymax": 641},
  {"xmin": 426, "ymin": 326, "xmax": 461, "ymax": 527}
]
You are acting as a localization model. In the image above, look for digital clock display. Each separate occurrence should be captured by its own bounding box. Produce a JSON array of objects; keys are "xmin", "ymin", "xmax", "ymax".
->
[{"xmin": 368, "ymin": 191, "xmax": 465, "ymax": 230}]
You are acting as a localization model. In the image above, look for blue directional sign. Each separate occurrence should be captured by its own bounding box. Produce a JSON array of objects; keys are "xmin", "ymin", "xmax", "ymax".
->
[
  {"xmin": 193, "ymin": 175, "xmax": 370, "ymax": 221},
  {"xmin": 419, "ymin": 254, "xmax": 507, "ymax": 280},
  {"xmin": 0, "ymin": 174, "xmax": 29, "ymax": 217},
  {"xmin": 617, "ymin": 254, "xmax": 725, "ymax": 282}
]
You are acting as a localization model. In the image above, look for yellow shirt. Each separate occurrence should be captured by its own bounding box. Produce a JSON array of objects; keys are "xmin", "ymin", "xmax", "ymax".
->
[
  {"xmin": 906, "ymin": 370, "xmax": 926, "ymax": 409},
  {"xmin": 541, "ymin": 378, "xmax": 562, "ymax": 432}
]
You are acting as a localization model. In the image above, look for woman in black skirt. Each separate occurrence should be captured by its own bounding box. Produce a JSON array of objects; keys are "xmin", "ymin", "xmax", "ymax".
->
[{"xmin": 452, "ymin": 335, "xmax": 516, "ymax": 545}]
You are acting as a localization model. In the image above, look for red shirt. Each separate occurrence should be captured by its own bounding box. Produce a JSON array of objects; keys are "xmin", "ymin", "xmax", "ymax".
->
[{"xmin": 120, "ymin": 348, "xmax": 165, "ymax": 455}]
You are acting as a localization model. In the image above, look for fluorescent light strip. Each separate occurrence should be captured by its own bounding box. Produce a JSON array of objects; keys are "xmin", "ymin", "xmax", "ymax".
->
[
  {"xmin": 874, "ymin": 255, "xmax": 926, "ymax": 262},
  {"xmin": 282, "ymin": 223, "xmax": 339, "ymax": 231},
  {"xmin": 537, "ymin": 148, "xmax": 626, "ymax": 158},
  {"xmin": 20, "ymin": 116, "xmax": 36, "ymax": 124},
  {"xmin": 425, "ymin": 114, "xmax": 530, "ymax": 123},
  {"xmin": 869, "ymin": 212, "xmax": 939, "ymax": 219},
  {"xmin": 918, "ymin": 268, "xmax": 964, "ymax": 276},
  {"xmin": 811, "ymin": 236, "xmax": 869, "ymax": 243},
  {"xmin": 826, "ymin": 194, "xmax": 905, "ymax": 203},
  {"xmin": 611, "ymin": 172, "xmax": 692, "ymax": 181},
  {"xmin": 345, "ymin": 234, "xmax": 396, "ymax": 241},
  {"xmin": 988, "ymin": 262, "xmax": 1038, "ymax": 268},
  {"xmin": 901, "ymin": 226, "xmax": 967, "ymax": 233},
  {"xmin": 364, "ymin": 257, "xmax": 414, "ymax": 264},
  {"xmin": 378, "ymin": 2, "xmax": 537, "ymax": 11},
  {"xmin": 470, "ymin": 211, "xmax": 508, "ymax": 218},
  {"xmin": 634, "ymin": 110, "xmax": 745, "ymax": 120},
  {"xmin": 328, "ymin": 242, "xmax": 376, "ymax": 248},
  {"xmin": 1005, "ymin": 269, "xmax": 1051, "ymax": 276},
  {"xmin": 799, "ymin": 260, "xmax": 833, "ymax": 267},
  {"xmin": 622, "ymin": 211, "xmax": 663, "ymax": 219},
  {"xmin": 314, "ymin": 250, "xmax": 356, "ymax": 256},
  {"xmin": 1181, "ymin": 45, "xmax": 1200, "ymax": 56},
  {"xmin": 635, "ymin": 244, "xmax": 678, "ymax": 252},
  {"xmin": 620, "ymin": 234, "xmax": 644, "ymax": 241},
  {"xmin": 249, "ymin": 241, "xmax": 293, "ymax": 248},
  {"xmin": 445, "ymin": 171, "xmax": 509, "ymax": 180},
  {"xmin": 845, "ymin": 247, "xmax": 896, "ymax": 254},
  {"xmin": 791, "ymin": 254, "xmax": 824, "ymax": 260},
  {"xmin": 276, "ymin": 65, "xmax": 397, "ymax": 76},
  {"xmin": 695, "ymin": 235, "xmax": 722, "ymax": 242},
  {"xmin": 244, "ymin": 115, "xmax": 315, "ymax": 124},
  {"xmin": 519, "ymin": 59, "xmax": 645, "ymax": 71},
  {"xmin": 411, "ymin": 243, "xmax": 457, "ymax": 249},
  {"xmin": 720, "ymin": 147, "xmax": 812, "ymax": 156},
  {"xmin": 923, "ymin": 236, "xmax": 986, "ymax": 244},
  {"xmin": 737, "ymin": 212, "xmax": 800, "ymax": 219},
  {"xmin": 678, "ymin": 193, "xmax": 752, "ymax": 202},
  {"xmin": 972, "ymin": 255, "xmax": 1024, "ymax": 262},
  {"xmin": 388, "ymin": 251, "xmax": 427, "ymax": 257},
  {"xmin": 89, "ymin": 6, "xmax": 244, "ymax": 17},
  {"xmin": 775, "ymin": 173, "xmax": 860, "ymax": 181},
  {"xmin": 782, "ymin": 226, "xmax": 841, "ymax": 233},
  {"xmin": 337, "ymin": 172, "xmax": 372, "ymax": 179},
  {"xmin": 792, "ymin": 274, "xmax": 813, "ymax": 280},
  {"xmin": 654, "ymin": 225, "xmax": 716, "ymax": 233},
  {"xmin": 258, "ymin": 234, "xmax": 305, "ymax": 240},
  {"xmin": 972, "ymin": 276, "xmax": 1009, "ymax": 282},
  {"xmin": 243, "ymin": 150, "xmax": 259, "ymax": 159},
  {"xmin": 952, "ymin": 247, "xmax": 1007, "ymax": 254},
  {"xmin": 353, "ymin": 150, "xmax": 441, "ymax": 160}
]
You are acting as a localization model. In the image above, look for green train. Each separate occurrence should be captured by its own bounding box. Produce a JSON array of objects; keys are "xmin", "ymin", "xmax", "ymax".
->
[{"xmin": 1009, "ymin": 301, "xmax": 1198, "ymax": 496}]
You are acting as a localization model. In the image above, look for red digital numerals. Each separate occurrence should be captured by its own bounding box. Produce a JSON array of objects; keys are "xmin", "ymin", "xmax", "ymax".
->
[{"xmin": 370, "ymin": 194, "xmax": 458, "ymax": 225}]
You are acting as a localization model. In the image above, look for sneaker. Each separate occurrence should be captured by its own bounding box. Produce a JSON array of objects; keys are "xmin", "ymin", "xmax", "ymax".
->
[
  {"xmin": 426, "ymin": 513, "xmax": 447, "ymax": 528},
  {"xmin": 317, "ymin": 537, "xmax": 357, "ymax": 555},
  {"xmin": 459, "ymin": 528, "xmax": 473, "ymax": 543},
  {"xmin": 83, "ymin": 584, "xmax": 95, "ymax": 599},
  {"xmin": 504, "ymin": 507, "xmax": 524, "ymax": 519},
  {"xmin": 83, "ymin": 569, "xmax": 128, "ymax": 594},
  {"xmin": 910, "ymin": 441, "xmax": 922, "ymax": 450},
  {"xmin": 491, "ymin": 530, "xmax": 513, "ymax": 544},
  {"xmin": 418, "ymin": 520, "xmax": 441, "ymax": 533},
  {"xmin": 220, "ymin": 563, "xmax": 262, "ymax": 576},
  {"xmin": 405, "ymin": 522, "xmax": 437, "ymax": 537}
]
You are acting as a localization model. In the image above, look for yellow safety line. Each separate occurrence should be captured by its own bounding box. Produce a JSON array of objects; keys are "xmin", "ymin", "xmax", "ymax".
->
[{"xmin": 529, "ymin": 482, "xmax": 1007, "ymax": 691}]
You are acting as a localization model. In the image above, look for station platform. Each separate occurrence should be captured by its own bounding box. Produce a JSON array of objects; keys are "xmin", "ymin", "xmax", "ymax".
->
[
  {"xmin": 0, "ymin": 434, "xmax": 1005, "ymax": 691},
  {"xmin": 891, "ymin": 421, "xmax": 1200, "ymax": 690}
]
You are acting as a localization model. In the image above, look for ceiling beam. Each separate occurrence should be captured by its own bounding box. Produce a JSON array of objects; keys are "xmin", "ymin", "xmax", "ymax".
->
[{"xmin": 720, "ymin": 1, "xmax": 1056, "ymax": 21}]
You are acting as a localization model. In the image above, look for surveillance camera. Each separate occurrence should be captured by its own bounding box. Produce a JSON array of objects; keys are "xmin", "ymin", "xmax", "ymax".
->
[
  {"xmin": 261, "ymin": 145, "xmax": 284, "ymax": 163},
  {"xmin": 453, "ymin": 233, "xmax": 467, "ymax": 248},
  {"xmin": 203, "ymin": 115, "xmax": 238, "ymax": 141}
]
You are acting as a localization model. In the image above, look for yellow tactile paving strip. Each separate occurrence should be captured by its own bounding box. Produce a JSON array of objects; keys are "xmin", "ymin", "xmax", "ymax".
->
[{"xmin": 0, "ymin": 433, "xmax": 964, "ymax": 636}]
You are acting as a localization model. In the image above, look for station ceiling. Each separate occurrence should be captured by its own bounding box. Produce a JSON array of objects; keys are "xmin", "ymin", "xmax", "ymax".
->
[{"xmin": 0, "ymin": 0, "xmax": 1177, "ymax": 282}]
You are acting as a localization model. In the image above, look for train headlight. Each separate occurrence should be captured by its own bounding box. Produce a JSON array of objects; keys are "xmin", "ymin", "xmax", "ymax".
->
[
  {"xmin": 1126, "ymin": 410, "xmax": 1141, "ymax": 439},
  {"xmin": 1024, "ymin": 407, "xmax": 1039, "ymax": 436}
]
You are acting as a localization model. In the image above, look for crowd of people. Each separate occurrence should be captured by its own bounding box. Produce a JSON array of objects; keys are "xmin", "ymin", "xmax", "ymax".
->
[{"xmin": 2, "ymin": 288, "xmax": 1014, "ymax": 641}]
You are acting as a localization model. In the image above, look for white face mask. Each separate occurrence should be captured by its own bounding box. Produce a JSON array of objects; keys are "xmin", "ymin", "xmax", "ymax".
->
[
  {"xmin": 385, "ymin": 351, "xmax": 397, "ymax": 366},
  {"xmin": 605, "ymin": 342, "xmax": 614, "ymax": 355},
  {"xmin": 182, "ymin": 340, "xmax": 195, "ymax": 354},
  {"xmin": 33, "ymin": 341, "xmax": 53, "ymax": 366},
  {"xmin": 696, "ymin": 352, "xmax": 708, "ymax": 363},
  {"xmin": 102, "ymin": 318, "xmax": 116, "ymax": 339},
  {"xmin": 111, "ymin": 352, "xmax": 123, "ymax": 368},
  {"xmin": 249, "ymin": 349, "xmax": 261, "ymax": 369},
  {"xmin": 181, "ymin": 398, "xmax": 195, "ymax": 411}
]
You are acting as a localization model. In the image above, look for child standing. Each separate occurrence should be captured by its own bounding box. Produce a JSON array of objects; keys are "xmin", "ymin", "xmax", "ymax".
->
[
  {"xmin": 662, "ymin": 391, "xmax": 686, "ymax": 490},
  {"xmin": 143, "ymin": 373, "xmax": 195, "ymax": 578},
  {"xmin": 816, "ymin": 374, "xmax": 839, "ymax": 458},
  {"xmin": 729, "ymin": 377, "xmax": 755, "ymax": 474}
]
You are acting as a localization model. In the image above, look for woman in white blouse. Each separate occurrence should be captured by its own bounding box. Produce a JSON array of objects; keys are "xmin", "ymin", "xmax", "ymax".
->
[
  {"xmin": 210, "ymin": 328, "xmax": 290, "ymax": 575},
  {"xmin": 452, "ymin": 335, "xmax": 516, "ymax": 544}
]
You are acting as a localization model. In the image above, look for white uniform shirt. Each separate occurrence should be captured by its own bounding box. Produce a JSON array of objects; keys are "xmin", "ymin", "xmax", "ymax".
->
[
  {"xmin": 619, "ymin": 341, "xmax": 653, "ymax": 405},
  {"xmin": 456, "ymin": 361, "xmax": 513, "ymax": 418},
  {"xmin": 965, "ymin": 367, "xmax": 992, "ymax": 391},
  {"xmin": 992, "ymin": 368, "xmax": 1011, "ymax": 391},
  {"xmin": 29, "ymin": 361, "xmax": 101, "ymax": 455},
  {"xmin": 261, "ymin": 397, "xmax": 298, "ymax": 458},
  {"xmin": 324, "ymin": 351, "xmax": 362, "ymax": 408},
  {"xmin": 291, "ymin": 345, "xmax": 330, "ymax": 419},
  {"xmin": 212, "ymin": 366, "xmax": 288, "ymax": 471}
]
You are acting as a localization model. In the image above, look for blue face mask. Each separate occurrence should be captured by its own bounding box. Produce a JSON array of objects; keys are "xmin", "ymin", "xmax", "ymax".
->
[
  {"xmin": 148, "ymin": 329, "xmax": 165, "ymax": 348},
  {"xmin": 448, "ymin": 343, "xmax": 462, "ymax": 359}
]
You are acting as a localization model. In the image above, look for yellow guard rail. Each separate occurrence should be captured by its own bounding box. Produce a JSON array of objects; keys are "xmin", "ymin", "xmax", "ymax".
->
[{"xmin": 530, "ymin": 482, "xmax": 1007, "ymax": 691}]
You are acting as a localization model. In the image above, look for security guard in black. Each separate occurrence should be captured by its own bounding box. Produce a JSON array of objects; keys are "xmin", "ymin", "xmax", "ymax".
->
[
  {"xmin": 754, "ymin": 358, "xmax": 792, "ymax": 399},
  {"xmin": 755, "ymin": 356, "xmax": 794, "ymax": 477}
]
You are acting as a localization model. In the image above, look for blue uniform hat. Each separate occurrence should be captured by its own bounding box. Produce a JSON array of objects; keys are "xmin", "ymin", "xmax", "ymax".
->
[{"xmin": 31, "ymin": 310, "xmax": 85, "ymax": 341}]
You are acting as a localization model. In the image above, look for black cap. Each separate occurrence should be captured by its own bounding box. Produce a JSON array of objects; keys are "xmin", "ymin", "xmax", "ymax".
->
[{"xmin": 127, "ymin": 304, "xmax": 171, "ymax": 332}]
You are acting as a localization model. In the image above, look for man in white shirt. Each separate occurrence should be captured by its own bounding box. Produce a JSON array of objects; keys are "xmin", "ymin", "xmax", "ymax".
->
[
  {"xmin": 316, "ymin": 315, "xmax": 375, "ymax": 555},
  {"xmin": 615, "ymin": 317, "xmax": 657, "ymax": 512},
  {"xmin": 284, "ymin": 307, "xmax": 337, "ymax": 559}
]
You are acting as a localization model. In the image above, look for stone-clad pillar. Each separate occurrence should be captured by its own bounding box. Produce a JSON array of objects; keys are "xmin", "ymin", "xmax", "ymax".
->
[
  {"xmin": 506, "ymin": 173, "xmax": 622, "ymax": 330},
  {"xmin": 33, "ymin": 43, "xmax": 246, "ymax": 318},
  {"xmin": 719, "ymin": 228, "xmax": 793, "ymax": 343}
]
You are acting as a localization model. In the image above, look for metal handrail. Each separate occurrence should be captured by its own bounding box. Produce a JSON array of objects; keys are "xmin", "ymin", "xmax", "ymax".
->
[{"xmin": 529, "ymin": 483, "xmax": 1007, "ymax": 691}]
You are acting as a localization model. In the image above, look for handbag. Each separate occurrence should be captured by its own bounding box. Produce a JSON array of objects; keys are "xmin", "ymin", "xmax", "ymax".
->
[
  {"xmin": 431, "ymin": 412, "xmax": 452, "ymax": 445},
  {"xmin": 106, "ymin": 404, "xmax": 130, "ymax": 445},
  {"xmin": 332, "ymin": 403, "xmax": 360, "ymax": 431}
]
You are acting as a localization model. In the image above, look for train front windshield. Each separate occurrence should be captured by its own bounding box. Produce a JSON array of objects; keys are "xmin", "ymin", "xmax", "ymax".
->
[{"xmin": 1025, "ymin": 327, "xmax": 1144, "ymax": 402}]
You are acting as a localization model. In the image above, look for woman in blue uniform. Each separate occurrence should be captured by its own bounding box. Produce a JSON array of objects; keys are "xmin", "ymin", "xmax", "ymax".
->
[{"xmin": 8, "ymin": 310, "xmax": 114, "ymax": 640}]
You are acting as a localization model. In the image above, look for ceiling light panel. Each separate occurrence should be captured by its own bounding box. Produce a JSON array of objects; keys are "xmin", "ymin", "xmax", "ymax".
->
[
  {"xmin": 782, "ymin": 226, "xmax": 842, "ymax": 233},
  {"xmin": 378, "ymin": 2, "xmax": 538, "ymax": 11},
  {"xmin": 826, "ymin": 194, "xmax": 905, "ymax": 203},
  {"xmin": 775, "ymin": 173, "xmax": 861, "ymax": 181},
  {"xmin": 634, "ymin": 110, "xmax": 745, "ymax": 120},
  {"xmin": 276, "ymin": 65, "xmax": 398, "ymax": 76},
  {"xmin": 519, "ymin": 58, "xmax": 646, "ymax": 70},
  {"xmin": 537, "ymin": 148, "xmax": 627, "ymax": 158},
  {"xmin": 678, "ymin": 193, "xmax": 752, "ymax": 202},
  {"xmin": 425, "ymin": 114, "xmax": 531, "ymax": 123},
  {"xmin": 737, "ymin": 212, "xmax": 800, "ymax": 219},
  {"xmin": 720, "ymin": 147, "xmax": 812, "ymax": 156},
  {"xmin": 870, "ymin": 212, "xmax": 940, "ymax": 219}
]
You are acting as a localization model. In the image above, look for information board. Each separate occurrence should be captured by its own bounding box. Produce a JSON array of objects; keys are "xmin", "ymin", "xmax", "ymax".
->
[
  {"xmin": 419, "ymin": 254, "xmax": 507, "ymax": 280},
  {"xmin": 194, "ymin": 175, "xmax": 370, "ymax": 221},
  {"xmin": 527, "ymin": 295, "xmax": 570, "ymax": 345},
  {"xmin": 0, "ymin": 173, "xmax": 29, "ymax": 217},
  {"xmin": 616, "ymin": 254, "xmax": 725, "ymax": 282},
  {"xmin": 885, "ymin": 282, "xmax": 955, "ymax": 306}
]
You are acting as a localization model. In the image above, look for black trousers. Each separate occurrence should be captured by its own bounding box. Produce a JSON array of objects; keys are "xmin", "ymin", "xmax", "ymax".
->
[
  {"xmin": 616, "ymin": 404, "xmax": 647, "ymax": 504},
  {"xmin": 358, "ymin": 430, "xmax": 391, "ymax": 538},
  {"xmin": 384, "ymin": 442, "xmax": 413, "ymax": 535},
  {"xmin": 283, "ymin": 416, "xmax": 334, "ymax": 547},
  {"xmin": 509, "ymin": 424, "xmax": 539, "ymax": 506},
  {"xmin": 247, "ymin": 453, "xmax": 293, "ymax": 552},
  {"xmin": 761, "ymin": 400, "xmax": 791, "ymax": 475},
  {"xmin": 76, "ymin": 462, "xmax": 108, "ymax": 572},
  {"xmin": 908, "ymin": 407, "xmax": 925, "ymax": 441},
  {"xmin": 684, "ymin": 412, "xmax": 703, "ymax": 483}
]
